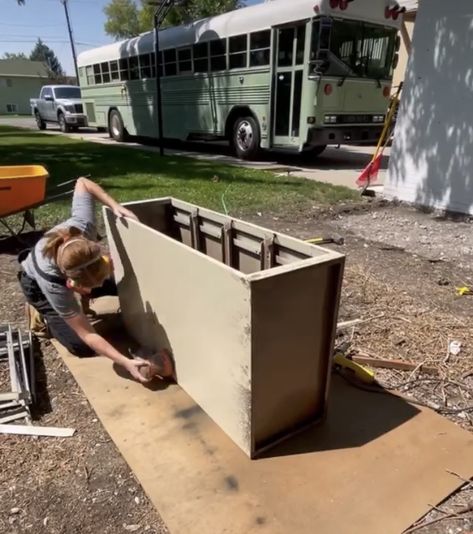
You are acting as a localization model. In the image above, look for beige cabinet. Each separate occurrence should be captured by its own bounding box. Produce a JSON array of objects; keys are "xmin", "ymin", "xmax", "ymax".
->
[{"xmin": 105, "ymin": 198, "xmax": 344, "ymax": 458}]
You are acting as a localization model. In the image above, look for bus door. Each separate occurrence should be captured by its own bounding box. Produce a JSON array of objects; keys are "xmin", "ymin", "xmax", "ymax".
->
[{"xmin": 271, "ymin": 23, "xmax": 306, "ymax": 148}]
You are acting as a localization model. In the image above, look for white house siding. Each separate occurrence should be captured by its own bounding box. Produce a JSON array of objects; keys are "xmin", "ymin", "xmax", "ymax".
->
[{"xmin": 386, "ymin": 0, "xmax": 473, "ymax": 215}]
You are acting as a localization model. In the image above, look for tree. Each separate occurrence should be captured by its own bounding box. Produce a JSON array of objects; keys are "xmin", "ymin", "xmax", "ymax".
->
[
  {"xmin": 104, "ymin": 0, "xmax": 242, "ymax": 40},
  {"xmin": 30, "ymin": 38, "xmax": 65, "ymax": 78},
  {"xmin": 3, "ymin": 52, "xmax": 28, "ymax": 60},
  {"xmin": 104, "ymin": 0, "xmax": 142, "ymax": 40}
]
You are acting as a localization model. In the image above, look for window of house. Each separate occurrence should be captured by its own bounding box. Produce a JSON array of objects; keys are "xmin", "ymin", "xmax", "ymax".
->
[
  {"xmin": 119, "ymin": 58, "xmax": 129, "ymax": 80},
  {"xmin": 163, "ymin": 49, "xmax": 177, "ymax": 76},
  {"xmin": 177, "ymin": 48, "xmax": 192, "ymax": 74},
  {"xmin": 193, "ymin": 42, "xmax": 208, "ymax": 73},
  {"xmin": 101, "ymin": 62, "xmax": 111, "ymax": 83},
  {"xmin": 229, "ymin": 35, "xmax": 247, "ymax": 69},
  {"xmin": 6, "ymin": 104, "xmax": 17, "ymax": 113},
  {"xmin": 139, "ymin": 54, "xmax": 152, "ymax": 78},
  {"xmin": 210, "ymin": 39, "xmax": 227, "ymax": 71},
  {"xmin": 110, "ymin": 60, "xmax": 120, "ymax": 81},
  {"xmin": 6, "ymin": 79, "xmax": 12, "ymax": 88},
  {"xmin": 250, "ymin": 30, "xmax": 271, "ymax": 67}
]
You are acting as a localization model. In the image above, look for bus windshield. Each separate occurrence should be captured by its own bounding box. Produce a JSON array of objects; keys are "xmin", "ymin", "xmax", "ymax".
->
[
  {"xmin": 312, "ymin": 19, "xmax": 397, "ymax": 80},
  {"xmin": 54, "ymin": 87, "xmax": 81, "ymax": 99}
]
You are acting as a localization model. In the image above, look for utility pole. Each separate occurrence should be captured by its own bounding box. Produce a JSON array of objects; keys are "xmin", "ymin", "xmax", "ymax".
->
[
  {"xmin": 154, "ymin": 11, "xmax": 164, "ymax": 157},
  {"xmin": 61, "ymin": 0, "xmax": 79, "ymax": 81},
  {"xmin": 149, "ymin": 0, "xmax": 180, "ymax": 156}
]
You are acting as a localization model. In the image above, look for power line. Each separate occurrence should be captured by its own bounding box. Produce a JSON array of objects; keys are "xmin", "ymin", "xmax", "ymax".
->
[
  {"xmin": 0, "ymin": 39, "xmax": 104, "ymax": 46},
  {"xmin": 0, "ymin": 22, "xmax": 66, "ymax": 28},
  {"xmin": 0, "ymin": 34, "xmax": 68, "ymax": 39}
]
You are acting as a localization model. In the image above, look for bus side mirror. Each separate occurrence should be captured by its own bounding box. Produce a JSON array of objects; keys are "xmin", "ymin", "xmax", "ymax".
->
[
  {"xmin": 393, "ymin": 53, "xmax": 399, "ymax": 69},
  {"xmin": 313, "ymin": 58, "xmax": 329, "ymax": 75},
  {"xmin": 395, "ymin": 35, "xmax": 401, "ymax": 52},
  {"xmin": 313, "ymin": 49, "xmax": 330, "ymax": 74}
]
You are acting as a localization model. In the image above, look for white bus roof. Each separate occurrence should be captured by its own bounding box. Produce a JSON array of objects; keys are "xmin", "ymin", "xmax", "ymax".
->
[{"xmin": 78, "ymin": 0, "xmax": 400, "ymax": 67}]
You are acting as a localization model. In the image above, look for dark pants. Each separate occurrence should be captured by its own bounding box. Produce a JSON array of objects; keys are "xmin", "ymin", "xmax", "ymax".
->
[{"xmin": 18, "ymin": 270, "xmax": 117, "ymax": 358}]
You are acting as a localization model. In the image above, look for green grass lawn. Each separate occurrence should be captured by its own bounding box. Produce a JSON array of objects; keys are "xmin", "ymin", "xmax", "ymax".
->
[{"xmin": 0, "ymin": 126, "xmax": 358, "ymax": 230}]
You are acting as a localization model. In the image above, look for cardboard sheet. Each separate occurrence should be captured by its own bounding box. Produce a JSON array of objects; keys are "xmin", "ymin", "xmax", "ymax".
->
[{"xmin": 53, "ymin": 307, "xmax": 473, "ymax": 534}]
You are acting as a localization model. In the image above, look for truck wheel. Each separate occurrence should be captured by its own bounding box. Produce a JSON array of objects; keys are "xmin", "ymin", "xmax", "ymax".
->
[
  {"xmin": 35, "ymin": 111, "xmax": 46, "ymax": 130},
  {"xmin": 232, "ymin": 116, "xmax": 260, "ymax": 160},
  {"xmin": 109, "ymin": 110, "xmax": 128, "ymax": 142},
  {"xmin": 58, "ymin": 112, "xmax": 70, "ymax": 133}
]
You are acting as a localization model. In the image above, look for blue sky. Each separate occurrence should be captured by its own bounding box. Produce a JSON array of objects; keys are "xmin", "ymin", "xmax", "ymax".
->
[{"xmin": 0, "ymin": 0, "xmax": 262, "ymax": 75}]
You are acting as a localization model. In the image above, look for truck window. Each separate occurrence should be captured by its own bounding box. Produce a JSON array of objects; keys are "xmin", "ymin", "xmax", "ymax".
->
[
  {"xmin": 40, "ymin": 87, "xmax": 52, "ymax": 99},
  {"xmin": 54, "ymin": 87, "xmax": 81, "ymax": 99}
]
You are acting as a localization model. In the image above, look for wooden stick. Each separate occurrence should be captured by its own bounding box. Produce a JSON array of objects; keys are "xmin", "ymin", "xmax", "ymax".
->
[
  {"xmin": 352, "ymin": 355, "xmax": 438, "ymax": 375},
  {"xmin": 0, "ymin": 424, "xmax": 75, "ymax": 437},
  {"xmin": 337, "ymin": 314, "xmax": 384, "ymax": 331},
  {"xmin": 446, "ymin": 469, "xmax": 473, "ymax": 488}
]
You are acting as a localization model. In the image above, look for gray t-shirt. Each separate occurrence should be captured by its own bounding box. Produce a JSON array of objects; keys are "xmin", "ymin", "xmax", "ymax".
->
[{"xmin": 22, "ymin": 188, "xmax": 97, "ymax": 319}]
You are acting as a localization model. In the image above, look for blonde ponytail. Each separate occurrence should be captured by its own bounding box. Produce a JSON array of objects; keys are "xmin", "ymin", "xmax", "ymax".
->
[{"xmin": 42, "ymin": 226, "xmax": 83, "ymax": 260}]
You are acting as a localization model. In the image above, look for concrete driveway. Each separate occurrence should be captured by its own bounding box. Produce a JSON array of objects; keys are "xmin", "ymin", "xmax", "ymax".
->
[{"xmin": 0, "ymin": 116, "xmax": 388, "ymax": 190}]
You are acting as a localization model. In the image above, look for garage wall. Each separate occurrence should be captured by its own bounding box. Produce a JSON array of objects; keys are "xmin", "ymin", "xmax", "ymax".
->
[{"xmin": 386, "ymin": 0, "xmax": 473, "ymax": 215}]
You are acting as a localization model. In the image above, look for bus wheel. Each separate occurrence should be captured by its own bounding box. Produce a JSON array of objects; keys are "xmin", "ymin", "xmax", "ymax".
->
[
  {"xmin": 232, "ymin": 116, "xmax": 260, "ymax": 160},
  {"xmin": 109, "ymin": 110, "xmax": 128, "ymax": 142}
]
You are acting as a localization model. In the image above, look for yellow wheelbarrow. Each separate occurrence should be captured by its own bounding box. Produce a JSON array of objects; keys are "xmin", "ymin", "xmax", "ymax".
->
[{"xmin": 0, "ymin": 165, "xmax": 75, "ymax": 237}]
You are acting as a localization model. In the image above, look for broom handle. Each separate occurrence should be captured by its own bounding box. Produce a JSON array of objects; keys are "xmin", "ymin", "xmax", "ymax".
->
[{"xmin": 371, "ymin": 82, "xmax": 403, "ymax": 162}]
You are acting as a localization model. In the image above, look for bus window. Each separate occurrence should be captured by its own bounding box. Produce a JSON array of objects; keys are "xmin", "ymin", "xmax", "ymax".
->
[
  {"xmin": 312, "ymin": 19, "xmax": 396, "ymax": 80},
  {"xmin": 250, "ymin": 30, "xmax": 270, "ymax": 67},
  {"xmin": 86, "ymin": 65, "xmax": 94, "ymax": 85},
  {"xmin": 178, "ymin": 48, "xmax": 192, "ymax": 74},
  {"xmin": 119, "ymin": 58, "xmax": 129, "ymax": 80},
  {"xmin": 229, "ymin": 35, "xmax": 247, "ymax": 69},
  {"xmin": 210, "ymin": 39, "xmax": 227, "ymax": 71},
  {"xmin": 129, "ymin": 56, "xmax": 139, "ymax": 80},
  {"xmin": 150, "ymin": 52, "xmax": 163, "ymax": 77},
  {"xmin": 278, "ymin": 28, "xmax": 294, "ymax": 67},
  {"xmin": 193, "ymin": 42, "xmax": 208, "ymax": 73},
  {"xmin": 139, "ymin": 54, "xmax": 152, "ymax": 78},
  {"xmin": 164, "ymin": 49, "xmax": 177, "ymax": 76},
  {"xmin": 296, "ymin": 25, "xmax": 306, "ymax": 65},
  {"xmin": 110, "ymin": 60, "xmax": 120, "ymax": 81},
  {"xmin": 101, "ymin": 62, "xmax": 111, "ymax": 83},
  {"xmin": 93, "ymin": 64, "xmax": 102, "ymax": 84}
]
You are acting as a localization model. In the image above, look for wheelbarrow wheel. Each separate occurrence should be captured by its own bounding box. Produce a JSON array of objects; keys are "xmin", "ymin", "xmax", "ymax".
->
[{"xmin": 35, "ymin": 111, "xmax": 46, "ymax": 131}]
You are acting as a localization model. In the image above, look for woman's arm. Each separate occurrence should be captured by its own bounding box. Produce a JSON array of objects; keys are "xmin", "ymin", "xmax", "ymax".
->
[
  {"xmin": 66, "ymin": 313, "xmax": 150, "ymax": 383},
  {"xmin": 75, "ymin": 176, "xmax": 139, "ymax": 221}
]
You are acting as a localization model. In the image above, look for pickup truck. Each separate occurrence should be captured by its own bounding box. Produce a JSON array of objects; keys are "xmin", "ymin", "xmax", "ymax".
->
[{"xmin": 30, "ymin": 85, "xmax": 88, "ymax": 133}]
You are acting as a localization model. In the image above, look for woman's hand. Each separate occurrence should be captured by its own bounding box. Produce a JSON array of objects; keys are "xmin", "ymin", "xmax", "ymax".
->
[
  {"xmin": 113, "ymin": 205, "xmax": 139, "ymax": 222},
  {"xmin": 124, "ymin": 358, "xmax": 152, "ymax": 384}
]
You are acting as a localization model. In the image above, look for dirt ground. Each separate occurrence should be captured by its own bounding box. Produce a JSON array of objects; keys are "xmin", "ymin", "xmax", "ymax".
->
[{"xmin": 1, "ymin": 200, "xmax": 472, "ymax": 534}]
